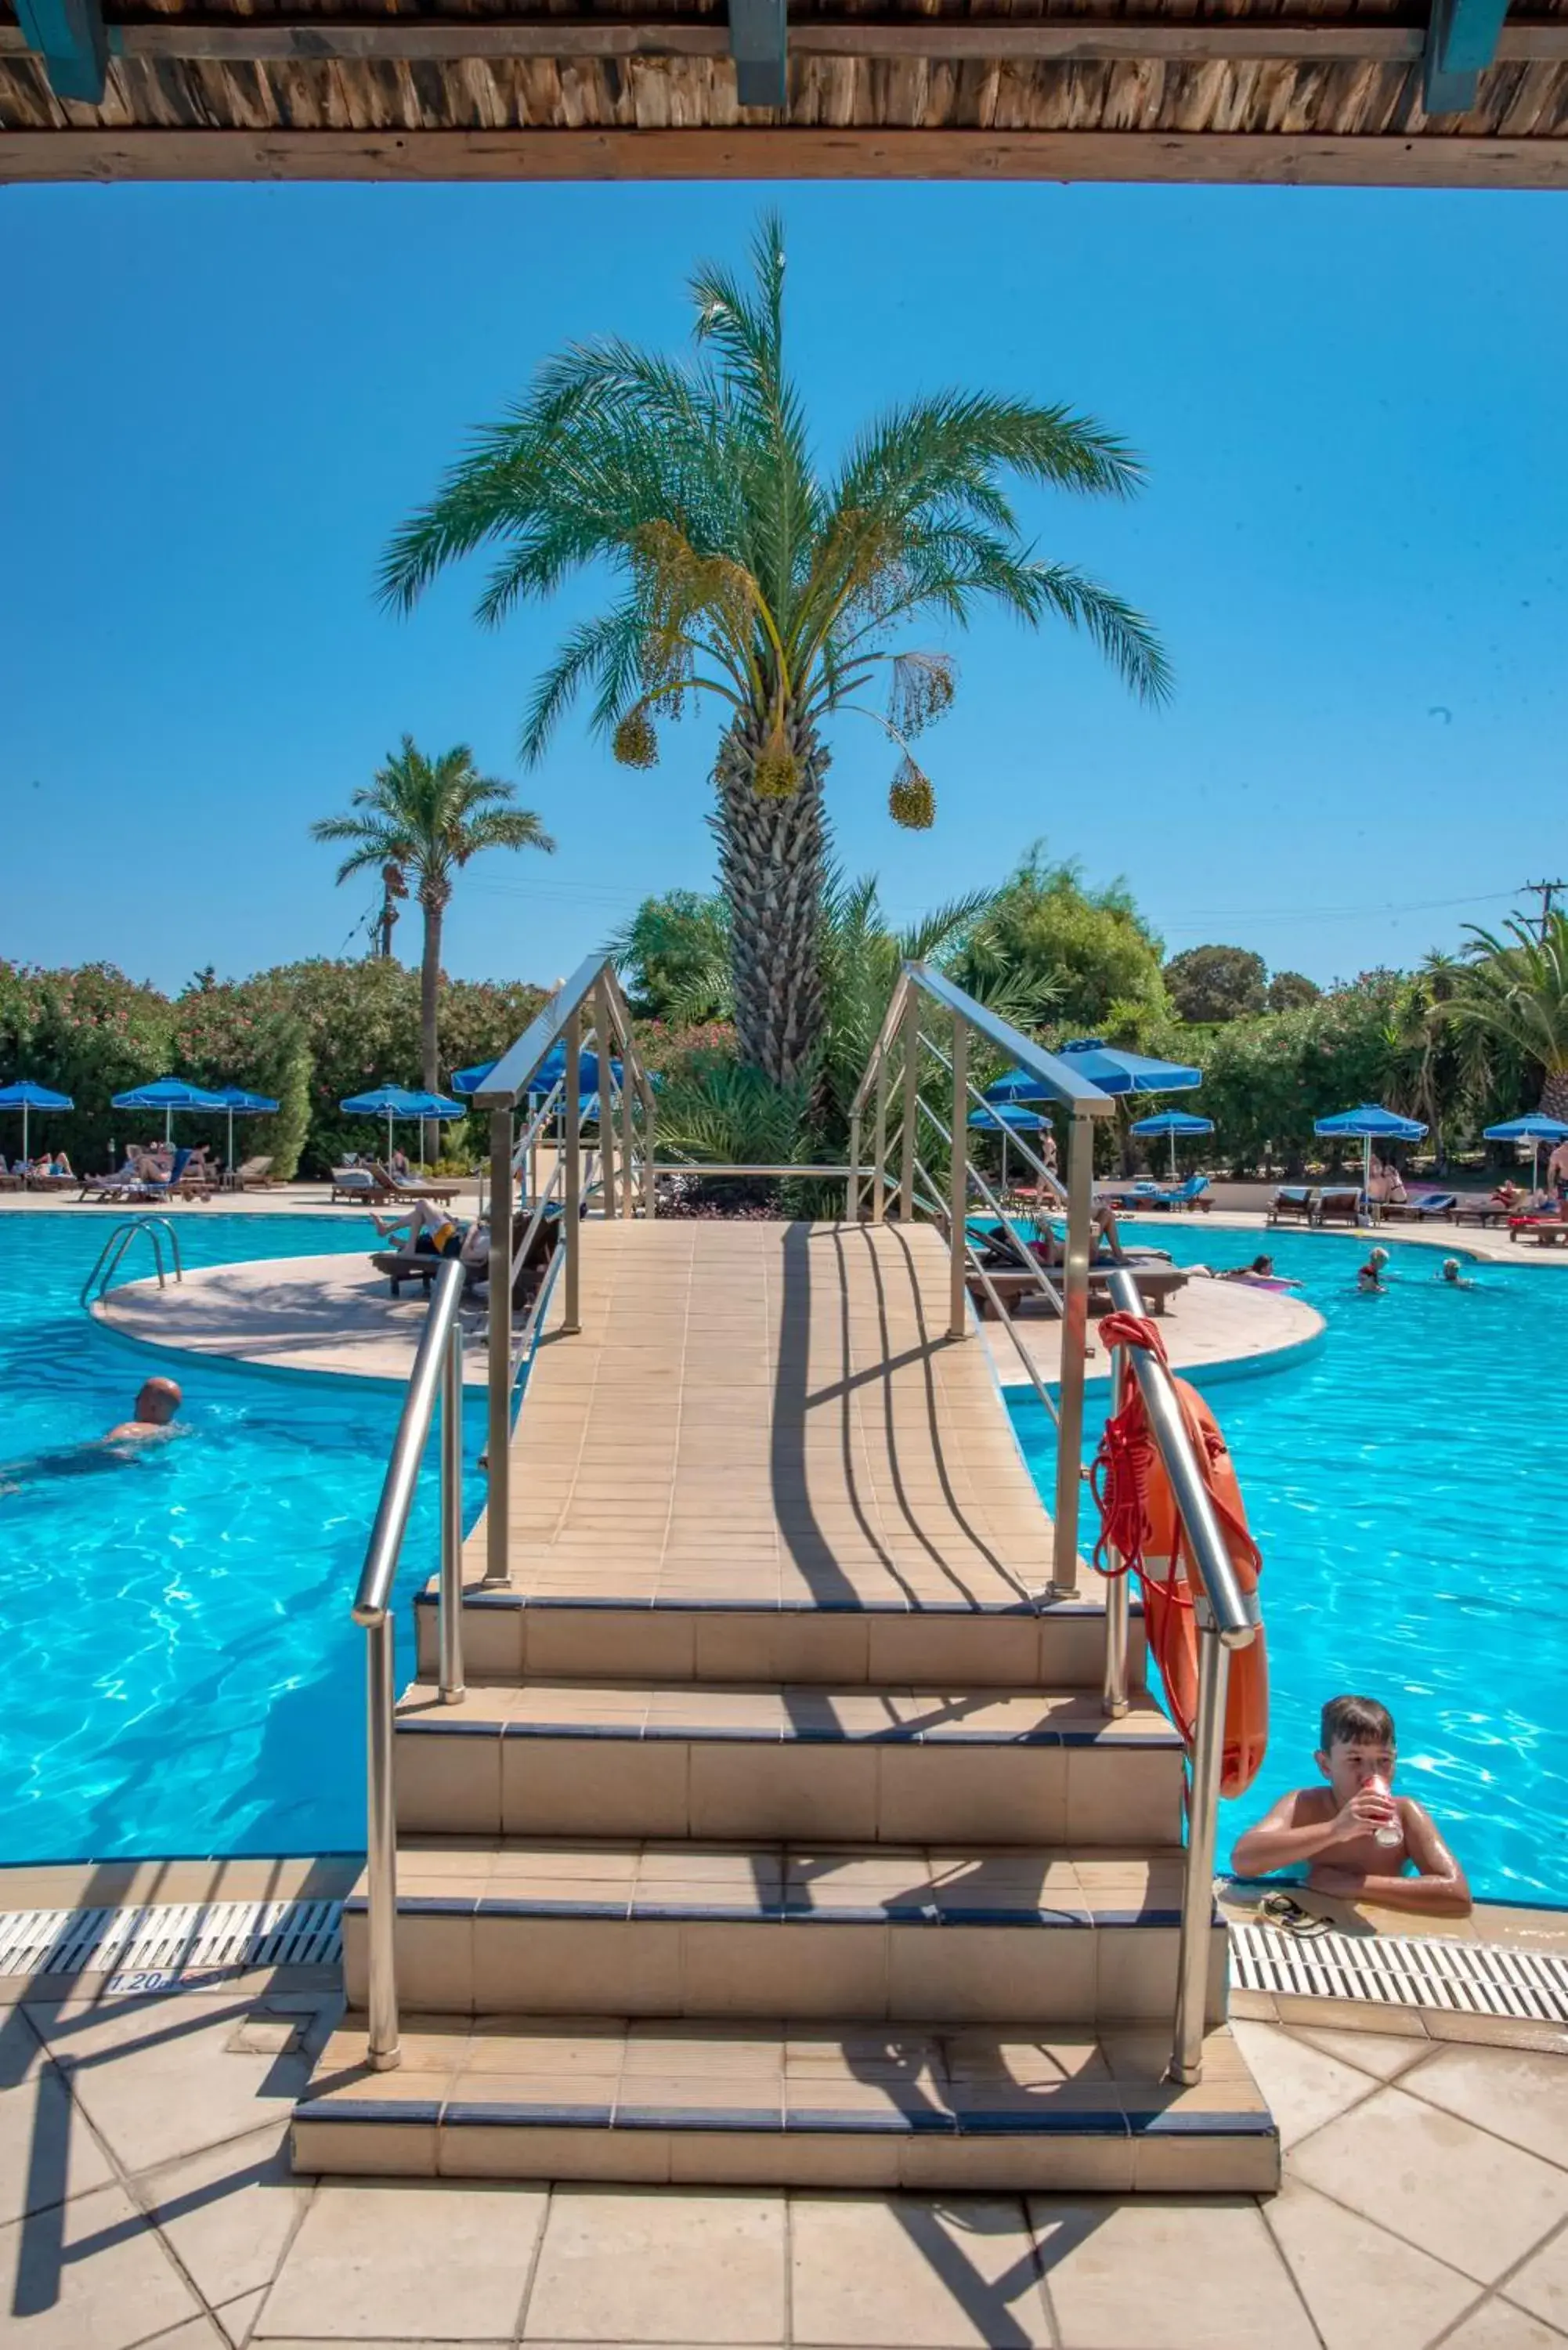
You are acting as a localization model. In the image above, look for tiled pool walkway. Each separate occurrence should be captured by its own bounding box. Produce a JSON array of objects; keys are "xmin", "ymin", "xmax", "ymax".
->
[{"xmin": 2, "ymin": 1971, "xmax": 1564, "ymax": 2348}]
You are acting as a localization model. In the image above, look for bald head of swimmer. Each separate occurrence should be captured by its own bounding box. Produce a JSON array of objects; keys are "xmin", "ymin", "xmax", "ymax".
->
[{"xmin": 134, "ymin": 1378, "xmax": 182, "ymax": 1426}]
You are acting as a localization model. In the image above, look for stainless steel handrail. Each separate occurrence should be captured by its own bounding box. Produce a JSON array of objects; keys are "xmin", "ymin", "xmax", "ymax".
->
[
  {"xmin": 1097, "ymin": 1261, "xmax": 1260, "ymax": 2088},
  {"xmin": 848, "ymin": 960, "xmax": 1113, "ymax": 1592},
  {"xmin": 471, "ymin": 956, "xmax": 656, "ymax": 1586},
  {"xmin": 850, "ymin": 963, "xmax": 1121, "ymax": 1119},
  {"xmin": 350, "ymin": 1253, "xmax": 468, "ymax": 2072},
  {"xmin": 79, "ymin": 1215, "xmax": 184, "ymax": 1307}
]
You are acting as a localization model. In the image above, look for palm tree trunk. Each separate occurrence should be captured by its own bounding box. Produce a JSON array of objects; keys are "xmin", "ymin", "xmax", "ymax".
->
[
  {"xmin": 714, "ymin": 713, "xmax": 828, "ymax": 1087},
  {"xmin": 420, "ymin": 892, "xmax": 444, "ymax": 1165},
  {"xmin": 1541, "ymin": 1065, "xmax": 1568, "ymax": 1122}
]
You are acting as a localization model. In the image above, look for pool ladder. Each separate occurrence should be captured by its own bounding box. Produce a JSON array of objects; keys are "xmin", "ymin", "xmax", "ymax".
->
[{"xmin": 80, "ymin": 1217, "xmax": 185, "ymax": 1307}]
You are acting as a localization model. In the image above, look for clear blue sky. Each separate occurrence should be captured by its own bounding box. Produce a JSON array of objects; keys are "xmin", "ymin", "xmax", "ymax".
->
[{"xmin": 5, "ymin": 179, "xmax": 1565, "ymax": 1000}]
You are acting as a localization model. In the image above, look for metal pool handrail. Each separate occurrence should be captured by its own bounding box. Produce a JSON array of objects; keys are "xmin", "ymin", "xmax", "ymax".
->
[
  {"xmin": 1097, "ymin": 1260, "xmax": 1260, "ymax": 2088},
  {"xmin": 351, "ymin": 1252, "xmax": 468, "ymax": 2073},
  {"xmin": 80, "ymin": 1215, "xmax": 184, "ymax": 1307},
  {"xmin": 468, "ymin": 955, "xmax": 656, "ymax": 1587},
  {"xmin": 847, "ymin": 961, "xmax": 1115, "ymax": 1593}
]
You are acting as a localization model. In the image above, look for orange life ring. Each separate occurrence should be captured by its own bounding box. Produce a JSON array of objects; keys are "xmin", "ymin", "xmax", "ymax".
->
[{"xmin": 1089, "ymin": 1313, "xmax": 1269, "ymax": 1799}]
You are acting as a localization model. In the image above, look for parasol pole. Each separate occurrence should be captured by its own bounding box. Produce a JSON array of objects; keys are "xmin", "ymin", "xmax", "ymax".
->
[{"xmin": 1169, "ymin": 1125, "xmax": 1178, "ymax": 1181}]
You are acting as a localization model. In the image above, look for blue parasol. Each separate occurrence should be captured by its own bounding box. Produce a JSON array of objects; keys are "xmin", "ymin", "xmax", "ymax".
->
[
  {"xmin": 341, "ymin": 1083, "xmax": 467, "ymax": 1165},
  {"xmin": 1483, "ymin": 1113, "xmax": 1568, "ymax": 1194},
  {"xmin": 1313, "ymin": 1103, "xmax": 1427, "ymax": 1204},
  {"xmin": 1131, "ymin": 1108, "xmax": 1216, "ymax": 1180},
  {"xmin": 112, "ymin": 1075, "xmax": 229, "ymax": 1146},
  {"xmin": 213, "ymin": 1084, "xmax": 280, "ymax": 1173},
  {"xmin": 453, "ymin": 1047, "xmax": 623, "ymax": 1098},
  {"xmin": 987, "ymin": 1038, "xmax": 1201, "ymax": 1103},
  {"xmin": 0, "ymin": 1079, "xmax": 74, "ymax": 1173}
]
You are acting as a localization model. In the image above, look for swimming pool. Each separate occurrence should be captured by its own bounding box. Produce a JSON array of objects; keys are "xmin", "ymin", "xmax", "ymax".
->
[
  {"xmin": 1009, "ymin": 1224, "xmax": 1568, "ymax": 1907},
  {"xmin": 0, "ymin": 1213, "xmax": 480, "ymax": 1864}
]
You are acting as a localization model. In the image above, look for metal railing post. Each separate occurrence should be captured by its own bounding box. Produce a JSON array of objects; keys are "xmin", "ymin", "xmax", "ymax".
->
[
  {"xmin": 638, "ymin": 1068, "xmax": 657, "ymax": 1219},
  {"xmin": 871, "ymin": 1054, "xmax": 889, "ymax": 1224},
  {"xmin": 847, "ymin": 1110, "xmax": 862, "ymax": 1223},
  {"xmin": 898, "ymin": 991, "xmax": 919, "ymax": 1223},
  {"xmin": 563, "ymin": 1007, "xmax": 583, "ymax": 1333},
  {"xmin": 1050, "ymin": 1108, "xmax": 1095, "ymax": 1598},
  {"xmin": 364, "ymin": 1614, "xmax": 400, "ymax": 2070},
  {"xmin": 439, "ymin": 1318, "xmax": 465, "ymax": 1702},
  {"xmin": 485, "ymin": 1108, "xmax": 513, "ymax": 1587},
  {"xmin": 594, "ymin": 982, "xmax": 616, "ymax": 1219},
  {"xmin": 1171, "ymin": 1620, "xmax": 1230, "ymax": 2084},
  {"xmin": 947, "ymin": 1014, "xmax": 968, "ymax": 1340},
  {"xmin": 1101, "ymin": 1349, "xmax": 1129, "ymax": 1717},
  {"xmin": 619, "ymin": 1061, "xmax": 635, "ymax": 1217}
]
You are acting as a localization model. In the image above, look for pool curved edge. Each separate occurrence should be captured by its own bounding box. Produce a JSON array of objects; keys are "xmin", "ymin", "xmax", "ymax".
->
[{"xmin": 1020, "ymin": 1314, "xmax": 1327, "ymax": 1407}]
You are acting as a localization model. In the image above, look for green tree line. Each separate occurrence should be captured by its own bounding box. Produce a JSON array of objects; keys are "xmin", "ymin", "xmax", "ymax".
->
[{"xmin": 0, "ymin": 959, "xmax": 546, "ymax": 1180}]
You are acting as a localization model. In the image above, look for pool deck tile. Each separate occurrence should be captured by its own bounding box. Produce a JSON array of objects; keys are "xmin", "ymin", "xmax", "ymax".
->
[{"xmin": 0, "ymin": 1972, "xmax": 1564, "ymax": 2348}]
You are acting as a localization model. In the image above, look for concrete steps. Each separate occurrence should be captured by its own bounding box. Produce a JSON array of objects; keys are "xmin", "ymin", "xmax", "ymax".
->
[
  {"xmin": 412, "ymin": 1589, "xmax": 1143, "ymax": 1690},
  {"xmin": 391, "ymin": 1680, "xmax": 1187, "ymax": 1846},
  {"xmin": 293, "ymin": 2013, "xmax": 1275, "ymax": 2193},
  {"xmin": 291, "ymin": 1220, "xmax": 1276, "ymax": 2192},
  {"xmin": 340, "ymin": 1839, "xmax": 1225, "ymax": 2023}
]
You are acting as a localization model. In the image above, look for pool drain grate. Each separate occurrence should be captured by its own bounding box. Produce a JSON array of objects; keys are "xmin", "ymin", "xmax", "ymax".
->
[
  {"xmin": 1230, "ymin": 1920, "xmax": 1568, "ymax": 2023},
  {"xmin": 0, "ymin": 1898, "xmax": 342, "ymax": 1980}
]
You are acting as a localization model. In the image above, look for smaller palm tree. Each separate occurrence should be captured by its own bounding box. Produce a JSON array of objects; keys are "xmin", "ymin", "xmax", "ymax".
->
[
  {"xmin": 1443, "ymin": 913, "xmax": 1568, "ymax": 1123},
  {"xmin": 313, "ymin": 738, "xmax": 555, "ymax": 1144}
]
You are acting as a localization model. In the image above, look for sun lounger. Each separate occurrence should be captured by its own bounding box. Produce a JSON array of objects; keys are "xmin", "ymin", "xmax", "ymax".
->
[
  {"xmin": 372, "ymin": 1161, "xmax": 461, "ymax": 1203},
  {"xmin": 331, "ymin": 1166, "xmax": 398, "ymax": 1205},
  {"xmin": 1266, "ymin": 1188, "xmax": 1316, "ymax": 1226},
  {"xmin": 227, "ymin": 1155, "xmax": 274, "ymax": 1190},
  {"xmin": 1377, "ymin": 1191, "xmax": 1458, "ymax": 1222},
  {"xmin": 1508, "ymin": 1216, "xmax": 1568, "ymax": 1248},
  {"xmin": 76, "ymin": 1148, "xmax": 212, "ymax": 1203},
  {"xmin": 1315, "ymin": 1188, "xmax": 1363, "ymax": 1226},
  {"xmin": 967, "ymin": 1264, "xmax": 1190, "ymax": 1319},
  {"xmin": 1452, "ymin": 1199, "xmax": 1513, "ymax": 1227},
  {"xmin": 1131, "ymin": 1174, "xmax": 1212, "ymax": 1213}
]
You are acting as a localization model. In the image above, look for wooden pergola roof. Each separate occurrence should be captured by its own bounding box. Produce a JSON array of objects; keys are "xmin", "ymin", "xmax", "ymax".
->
[{"xmin": 5, "ymin": 0, "xmax": 1567, "ymax": 183}]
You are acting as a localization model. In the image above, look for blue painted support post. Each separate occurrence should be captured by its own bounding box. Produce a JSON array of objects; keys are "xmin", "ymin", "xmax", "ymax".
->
[
  {"xmin": 728, "ymin": 0, "xmax": 787, "ymax": 106},
  {"xmin": 1422, "ymin": 0, "xmax": 1508, "ymax": 113},
  {"xmin": 16, "ymin": 0, "xmax": 108, "ymax": 99}
]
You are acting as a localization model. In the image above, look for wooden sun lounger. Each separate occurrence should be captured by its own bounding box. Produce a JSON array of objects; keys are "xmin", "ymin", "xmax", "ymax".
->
[
  {"xmin": 1508, "ymin": 1217, "xmax": 1568, "ymax": 1248},
  {"xmin": 967, "ymin": 1264, "xmax": 1190, "ymax": 1319},
  {"xmin": 1452, "ymin": 1200, "xmax": 1515, "ymax": 1227},
  {"xmin": 1266, "ymin": 1188, "xmax": 1316, "ymax": 1226},
  {"xmin": 331, "ymin": 1169, "xmax": 399, "ymax": 1205},
  {"xmin": 372, "ymin": 1161, "xmax": 461, "ymax": 1203},
  {"xmin": 1315, "ymin": 1188, "xmax": 1363, "ymax": 1226}
]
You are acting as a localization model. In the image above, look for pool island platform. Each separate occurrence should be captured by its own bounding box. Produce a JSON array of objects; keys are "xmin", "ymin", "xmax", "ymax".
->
[{"xmin": 93, "ymin": 1251, "xmax": 490, "ymax": 1387}]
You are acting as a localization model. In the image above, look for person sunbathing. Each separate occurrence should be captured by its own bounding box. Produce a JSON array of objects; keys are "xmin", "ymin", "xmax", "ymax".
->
[
  {"xmin": 372, "ymin": 1197, "xmax": 464, "ymax": 1259},
  {"xmin": 1232, "ymin": 1694, "xmax": 1470, "ymax": 1917}
]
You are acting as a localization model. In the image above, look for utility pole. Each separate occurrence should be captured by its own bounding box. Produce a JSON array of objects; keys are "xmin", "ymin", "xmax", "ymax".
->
[{"xmin": 1521, "ymin": 879, "xmax": 1566, "ymax": 943}]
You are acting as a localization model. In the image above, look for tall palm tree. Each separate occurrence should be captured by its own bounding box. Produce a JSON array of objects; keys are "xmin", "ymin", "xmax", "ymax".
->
[
  {"xmin": 1443, "ymin": 913, "xmax": 1568, "ymax": 1122},
  {"xmin": 380, "ymin": 213, "xmax": 1169, "ymax": 1088},
  {"xmin": 312, "ymin": 738, "xmax": 555, "ymax": 1142}
]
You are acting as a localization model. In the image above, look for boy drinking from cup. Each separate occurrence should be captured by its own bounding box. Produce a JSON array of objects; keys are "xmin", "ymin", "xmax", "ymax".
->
[{"xmin": 1232, "ymin": 1694, "xmax": 1471, "ymax": 1916}]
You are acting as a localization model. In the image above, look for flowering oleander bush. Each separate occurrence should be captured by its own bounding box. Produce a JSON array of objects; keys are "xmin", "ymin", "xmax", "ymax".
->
[{"xmin": 0, "ymin": 957, "xmax": 547, "ymax": 1177}]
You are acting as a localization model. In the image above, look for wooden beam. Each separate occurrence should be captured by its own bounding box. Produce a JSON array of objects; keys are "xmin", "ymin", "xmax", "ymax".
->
[
  {"xmin": 3, "ymin": 16, "xmax": 1567, "ymax": 63},
  {"xmin": 4, "ymin": 127, "xmax": 1568, "ymax": 189},
  {"xmin": 1425, "ymin": 0, "xmax": 1512, "ymax": 110},
  {"xmin": 13, "ymin": 0, "xmax": 107, "ymax": 99},
  {"xmin": 728, "ymin": 0, "xmax": 786, "ymax": 105}
]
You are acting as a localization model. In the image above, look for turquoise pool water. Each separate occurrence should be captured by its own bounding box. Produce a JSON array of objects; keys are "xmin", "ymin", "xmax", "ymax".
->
[
  {"xmin": 0, "ymin": 1214, "xmax": 479, "ymax": 1863},
  {"xmin": 1009, "ymin": 1224, "xmax": 1568, "ymax": 1907}
]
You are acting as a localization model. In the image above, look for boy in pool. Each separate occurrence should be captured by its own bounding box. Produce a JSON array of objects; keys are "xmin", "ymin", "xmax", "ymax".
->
[
  {"xmin": 1232, "ymin": 1694, "xmax": 1471, "ymax": 1916},
  {"xmin": 1439, "ymin": 1257, "xmax": 1478, "ymax": 1289}
]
